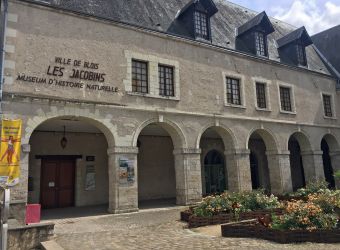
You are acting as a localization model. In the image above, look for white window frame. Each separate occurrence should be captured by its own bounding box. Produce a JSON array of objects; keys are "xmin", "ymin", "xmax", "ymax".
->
[
  {"xmin": 321, "ymin": 92, "xmax": 337, "ymax": 120},
  {"xmin": 124, "ymin": 50, "xmax": 180, "ymax": 101},
  {"xmin": 252, "ymin": 77, "xmax": 271, "ymax": 112},
  {"xmin": 222, "ymin": 71, "xmax": 246, "ymax": 109},
  {"xmin": 277, "ymin": 82, "xmax": 296, "ymax": 115}
]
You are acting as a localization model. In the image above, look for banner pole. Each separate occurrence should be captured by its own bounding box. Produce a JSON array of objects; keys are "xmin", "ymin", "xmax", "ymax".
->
[{"xmin": 1, "ymin": 187, "xmax": 9, "ymax": 250}]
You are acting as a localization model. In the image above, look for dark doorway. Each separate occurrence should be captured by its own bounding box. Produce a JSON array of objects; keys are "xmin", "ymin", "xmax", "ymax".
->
[
  {"xmin": 321, "ymin": 139, "xmax": 335, "ymax": 189},
  {"xmin": 40, "ymin": 157, "xmax": 76, "ymax": 209},
  {"xmin": 250, "ymin": 152, "xmax": 260, "ymax": 189},
  {"xmin": 204, "ymin": 150, "xmax": 226, "ymax": 194},
  {"xmin": 289, "ymin": 137, "xmax": 306, "ymax": 191}
]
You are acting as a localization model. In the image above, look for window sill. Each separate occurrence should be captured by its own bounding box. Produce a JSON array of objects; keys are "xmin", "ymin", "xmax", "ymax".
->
[
  {"xmin": 225, "ymin": 103, "xmax": 246, "ymax": 109},
  {"xmin": 255, "ymin": 107, "xmax": 271, "ymax": 112},
  {"xmin": 280, "ymin": 110, "xmax": 296, "ymax": 115},
  {"xmin": 127, "ymin": 91, "xmax": 180, "ymax": 101},
  {"xmin": 323, "ymin": 115, "xmax": 337, "ymax": 120}
]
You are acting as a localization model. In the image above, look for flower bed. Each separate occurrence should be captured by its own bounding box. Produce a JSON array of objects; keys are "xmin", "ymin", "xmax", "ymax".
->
[
  {"xmin": 188, "ymin": 208, "xmax": 282, "ymax": 228},
  {"xmin": 221, "ymin": 187, "xmax": 340, "ymax": 243},
  {"xmin": 181, "ymin": 190, "xmax": 283, "ymax": 228},
  {"xmin": 221, "ymin": 221, "xmax": 340, "ymax": 243}
]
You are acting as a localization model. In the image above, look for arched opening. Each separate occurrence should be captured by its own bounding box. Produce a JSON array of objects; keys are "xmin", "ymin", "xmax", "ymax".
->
[
  {"xmin": 204, "ymin": 150, "xmax": 226, "ymax": 194},
  {"xmin": 321, "ymin": 135, "xmax": 337, "ymax": 189},
  {"xmin": 137, "ymin": 123, "xmax": 177, "ymax": 206},
  {"xmin": 248, "ymin": 130, "xmax": 273, "ymax": 192},
  {"xmin": 249, "ymin": 152, "xmax": 260, "ymax": 189},
  {"xmin": 28, "ymin": 116, "xmax": 112, "ymax": 215},
  {"xmin": 288, "ymin": 133, "xmax": 308, "ymax": 191},
  {"xmin": 199, "ymin": 126, "xmax": 234, "ymax": 195}
]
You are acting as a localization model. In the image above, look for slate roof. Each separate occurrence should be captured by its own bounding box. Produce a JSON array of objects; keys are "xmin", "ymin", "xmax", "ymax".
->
[
  {"xmin": 277, "ymin": 26, "xmax": 313, "ymax": 48},
  {"xmin": 312, "ymin": 25, "xmax": 340, "ymax": 77},
  {"xmin": 20, "ymin": 0, "xmax": 332, "ymax": 76}
]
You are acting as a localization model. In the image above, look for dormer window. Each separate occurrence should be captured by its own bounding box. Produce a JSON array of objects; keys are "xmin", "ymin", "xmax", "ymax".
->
[
  {"xmin": 175, "ymin": 0, "xmax": 218, "ymax": 42},
  {"xmin": 277, "ymin": 26, "xmax": 313, "ymax": 67},
  {"xmin": 236, "ymin": 12, "xmax": 274, "ymax": 57},
  {"xmin": 296, "ymin": 44, "xmax": 306, "ymax": 66},
  {"xmin": 195, "ymin": 11, "xmax": 208, "ymax": 39},
  {"xmin": 255, "ymin": 32, "xmax": 267, "ymax": 56}
]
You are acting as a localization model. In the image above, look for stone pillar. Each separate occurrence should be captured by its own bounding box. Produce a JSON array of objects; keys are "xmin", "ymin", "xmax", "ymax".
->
[
  {"xmin": 9, "ymin": 144, "xmax": 31, "ymax": 224},
  {"xmin": 266, "ymin": 151, "xmax": 293, "ymax": 194},
  {"xmin": 330, "ymin": 151, "xmax": 340, "ymax": 189},
  {"xmin": 107, "ymin": 146, "xmax": 139, "ymax": 214},
  {"xmin": 301, "ymin": 150, "xmax": 325, "ymax": 183},
  {"xmin": 173, "ymin": 148, "xmax": 202, "ymax": 205},
  {"xmin": 224, "ymin": 149, "xmax": 252, "ymax": 192}
]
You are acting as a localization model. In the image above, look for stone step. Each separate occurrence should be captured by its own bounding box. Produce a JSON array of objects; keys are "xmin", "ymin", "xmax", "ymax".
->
[{"xmin": 40, "ymin": 240, "xmax": 64, "ymax": 250}]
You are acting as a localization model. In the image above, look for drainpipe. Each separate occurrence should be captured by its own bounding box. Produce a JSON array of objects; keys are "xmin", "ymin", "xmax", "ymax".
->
[{"xmin": 0, "ymin": 0, "xmax": 8, "ymax": 115}]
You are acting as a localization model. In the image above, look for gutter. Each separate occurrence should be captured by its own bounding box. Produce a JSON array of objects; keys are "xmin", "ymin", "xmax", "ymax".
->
[{"xmin": 0, "ymin": 0, "xmax": 8, "ymax": 114}]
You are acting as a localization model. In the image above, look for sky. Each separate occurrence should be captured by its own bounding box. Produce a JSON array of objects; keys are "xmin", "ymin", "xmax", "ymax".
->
[{"xmin": 228, "ymin": 0, "xmax": 340, "ymax": 34}]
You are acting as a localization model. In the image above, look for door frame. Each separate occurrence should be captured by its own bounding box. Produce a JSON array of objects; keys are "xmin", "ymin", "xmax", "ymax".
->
[{"xmin": 39, "ymin": 155, "xmax": 80, "ymax": 209}]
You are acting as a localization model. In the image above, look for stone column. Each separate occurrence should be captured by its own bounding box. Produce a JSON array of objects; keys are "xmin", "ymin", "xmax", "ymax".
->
[
  {"xmin": 107, "ymin": 146, "xmax": 139, "ymax": 214},
  {"xmin": 301, "ymin": 150, "xmax": 325, "ymax": 183},
  {"xmin": 224, "ymin": 149, "xmax": 252, "ymax": 192},
  {"xmin": 173, "ymin": 148, "xmax": 202, "ymax": 205},
  {"xmin": 9, "ymin": 144, "xmax": 31, "ymax": 224},
  {"xmin": 330, "ymin": 151, "xmax": 340, "ymax": 189},
  {"xmin": 266, "ymin": 151, "xmax": 293, "ymax": 194}
]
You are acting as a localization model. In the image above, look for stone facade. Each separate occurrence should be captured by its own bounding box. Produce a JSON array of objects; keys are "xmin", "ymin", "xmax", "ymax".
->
[{"xmin": 1, "ymin": 0, "xmax": 340, "ymax": 219}]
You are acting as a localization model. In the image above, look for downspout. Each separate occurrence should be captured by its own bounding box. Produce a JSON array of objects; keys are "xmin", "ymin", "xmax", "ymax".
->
[{"xmin": 0, "ymin": 0, "xmax": 8, "ymax": 115}]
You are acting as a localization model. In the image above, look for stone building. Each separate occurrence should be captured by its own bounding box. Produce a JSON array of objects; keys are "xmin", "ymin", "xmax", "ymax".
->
[{"xmin": 0, "ymin": 0, "xmax": 339, "ymax": 217}]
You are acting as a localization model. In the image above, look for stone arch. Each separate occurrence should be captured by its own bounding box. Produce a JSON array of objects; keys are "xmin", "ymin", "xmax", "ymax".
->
[
  {"xmin": 288, "ymin": 131, "xmax": 311, "ymax": 191},
  {"xmin": 321, "ymin": 133, "xmax": 339, "ymax": 188},
  {"xmin": 196, "ymin": 123, "xmax": 237, "ymax": 151},
  {"xmin": 24, "ymin": 107, "xmax": 116, "ymax": 147},
  {"xmin": 321, "ymin": 133, "xmax": 340, "ymax": 152},
  {"xmin": 288, "ymin": 131, "xmax": 313, "ymax": 152},
  {"xmin": 246, "ymin": 128, "xmax": 278, "ymax": 152},
  {"xmin": 132, "ymin": 118, "xmax": 187, "ymax": 149}
]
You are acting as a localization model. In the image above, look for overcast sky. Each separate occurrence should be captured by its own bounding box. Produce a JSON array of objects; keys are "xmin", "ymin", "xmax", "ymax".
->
[{"xmin": 229, "ymin": 0, "xmax": 340, "ymax": 34}]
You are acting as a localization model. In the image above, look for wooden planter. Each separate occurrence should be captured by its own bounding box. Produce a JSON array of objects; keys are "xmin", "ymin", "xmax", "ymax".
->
[
  {"xmin": 221, "ymin": 221, "xmax": 340, "ymax": 243},
  {"xmin": 185, "ymin": 208, "xmax": 283, "ymax": 228}
]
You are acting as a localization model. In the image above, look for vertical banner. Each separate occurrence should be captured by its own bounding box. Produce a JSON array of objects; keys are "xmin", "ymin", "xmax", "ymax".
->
[{"xmin": 0, "ymin": 119, "xmax": 22, "ymax": 187}]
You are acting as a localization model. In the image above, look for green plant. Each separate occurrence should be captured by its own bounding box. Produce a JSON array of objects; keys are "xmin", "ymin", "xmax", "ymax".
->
[
  {"xmin": 271, "ymin": 198, "xmax": 339, "ymax": 231},
  {"xmin": 334, "ymin": 170, "xmax": 340, "ymax": 180},
  {"xmin": 192, "ymin": 190, "xmax": 280, "ymax": 217},
  {"xmin": 293, "ymin": 179, "xmax": 329, "ymax": 197}
]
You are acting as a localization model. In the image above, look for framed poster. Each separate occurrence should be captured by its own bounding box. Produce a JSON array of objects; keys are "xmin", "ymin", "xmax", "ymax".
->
[
  {"xmin": 85, "ymin": 165, "xmax": 96, "ymax": 191},
  {"xmin": 119, "ymin": 157, "xmax": 135, "ymax": 185}
]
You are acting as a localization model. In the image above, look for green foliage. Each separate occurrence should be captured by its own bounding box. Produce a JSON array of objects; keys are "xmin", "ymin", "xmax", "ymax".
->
[
  {"xmin": 292, "ymin": 179, "xmax": 329, "ymax": 197},
  {"xmin": 334, "ymin": 170, "xmax": 340, "ymax": 180},
  {"xmin": 271, "ymin": 199, "xmax": 338, "ymax": 231},
  {"xmin": 193, "ymin": 190, "xmax": 280, "ymax": 217}
]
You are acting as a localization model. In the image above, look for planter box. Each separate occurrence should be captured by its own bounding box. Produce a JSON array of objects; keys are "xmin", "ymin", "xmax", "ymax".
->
[
  {"xmin": 185, "ymin": 208, "xmax": 283, "ymax": 228},
  {"xmin": 221, "ymin": 221, "xmax": 340, "ymax": 243}
]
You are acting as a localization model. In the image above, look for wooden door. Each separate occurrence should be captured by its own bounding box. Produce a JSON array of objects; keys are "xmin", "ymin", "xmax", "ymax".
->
[{"xmin": 40, "ymin": 158, "xmax": 75, "ymax": 209}]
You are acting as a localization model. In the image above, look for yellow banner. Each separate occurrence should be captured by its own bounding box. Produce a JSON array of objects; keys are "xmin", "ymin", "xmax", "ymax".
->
[{"xmin": 0, "ymin": 119, "xmax": 22, "ymax": 187}]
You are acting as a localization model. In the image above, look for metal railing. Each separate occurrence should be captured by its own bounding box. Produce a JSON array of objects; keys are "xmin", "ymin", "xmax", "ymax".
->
[{"xmin": 0, "ymin": 187, "xmax": 9, "ymax": 250}]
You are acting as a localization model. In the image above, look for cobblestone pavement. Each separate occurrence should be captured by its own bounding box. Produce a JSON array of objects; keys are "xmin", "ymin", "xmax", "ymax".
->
[{"xmin": 48, "ymin": 207, "xmax": 340, "ymax": 250}]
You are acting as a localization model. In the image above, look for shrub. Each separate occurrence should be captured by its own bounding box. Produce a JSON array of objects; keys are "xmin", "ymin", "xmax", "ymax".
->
[
  {"xmin": 334, "ymin": 170, "xmax": 340, "ymax": 180},
  {"xmin": 193, "ymin": 190, "xmax": 280, "ymax": 217},
  {"xmin": 271, "ymin": 200, "xmax": 338, "ymax": 231},
  {"xmin": 293, "ymin": 179, "xmax": 329, "ymax": 197}
]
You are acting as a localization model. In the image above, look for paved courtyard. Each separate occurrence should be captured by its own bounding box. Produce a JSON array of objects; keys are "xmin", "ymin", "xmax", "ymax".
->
[{"xmin": 44, "ymin": 206, "xmax": 340, "ymax": 250}]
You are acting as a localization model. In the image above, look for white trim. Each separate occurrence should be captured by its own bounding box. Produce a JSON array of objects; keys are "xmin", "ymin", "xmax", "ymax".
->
[
  {"xmin": 277, "ymin": 82, "xmax": 296, "ymax": 115},
  {"xmin": 252, "ymin": 76, "xmax": 272, "ymax": 112},
  {"xmin": 321, "ymin": 92, "xmax": 337, "ymax": 120},
  {"xmin": 124, "ymin": 50, "xmax": 180, "ymax": 101},
  {"xmin": 222, "ymin": 71, "xmax": 246, "ymax": 109}
]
